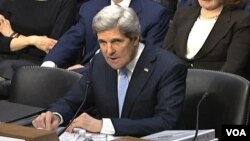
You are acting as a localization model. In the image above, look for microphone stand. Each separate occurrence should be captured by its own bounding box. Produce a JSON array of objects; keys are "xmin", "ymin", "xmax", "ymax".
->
[
  {"xmin": 57, "ymin": 81, "xmax": 90, "ymax": 136},
  {"xmin": 192, "ymin": 92, "xmax": 209, "ymax": 141}
]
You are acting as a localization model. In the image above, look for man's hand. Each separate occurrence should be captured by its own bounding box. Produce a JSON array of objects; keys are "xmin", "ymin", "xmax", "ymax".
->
[
  {"xmin": 32, "ymin": 111, "xmax": 60, "ymax": 131},
  {"xmin": 67, "ymin": 64, "xmax": 84, "ymax": 71},
  {"xmin": 67, "ymin": 113, "xmax": 103, "ymax": 133}
]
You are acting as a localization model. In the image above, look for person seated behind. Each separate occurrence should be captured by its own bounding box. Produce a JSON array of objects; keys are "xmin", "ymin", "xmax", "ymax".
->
[
  {"xmin": 32, "ymin": 5, "xmax": 187, "ymax": 137},
  {"xmin": 245, "ymin": 0, "xmax": 250, "ymax": 11},
  {"xmin": 75, "ymin": 0, "xmax": 89, "ymax": 22},
  {"xmin": 178, "ymin": 0, "xmax": 250, "ymax": 11},
  {"xmin": 163, "ymin": 0, "xmax": 250, "ymax": 78},
  {"xmin": 178, "ymin": 0, "xmax": 197, "ymax": 7},
  {"xmin": 41, "ymin": 0, "xmax": 171, "ymax": 73},
  {"xmin": 0, "ymin": 0, "xmax": 77, "ymax": 79},
  {"xmin": 0, "ymin": 0, "xmax": 77, "ymax": 99},
  {"xmin": 154, "ymin": 0, "xmax": 178, "ymax": 19}
]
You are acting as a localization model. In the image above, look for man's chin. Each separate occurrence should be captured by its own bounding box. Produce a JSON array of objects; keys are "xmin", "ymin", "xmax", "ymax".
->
[{"xmin": 108, "ymin": 63, "xmax": 122, "ymax": 70}]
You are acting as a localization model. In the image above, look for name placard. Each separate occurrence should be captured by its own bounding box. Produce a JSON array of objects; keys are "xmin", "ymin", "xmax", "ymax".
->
[{"xmin": 0, "ymin": 123, "xmax": 59, "ymax": 141}]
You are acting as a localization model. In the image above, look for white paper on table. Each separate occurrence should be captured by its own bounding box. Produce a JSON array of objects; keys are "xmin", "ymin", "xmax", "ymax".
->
[
  {"xmin": 0, "ymin": 136, "xmax": 25, "ymax": 141},
  {"xmin": 59, "ymin": 131, "xmax": 120, "ymax": 141}
]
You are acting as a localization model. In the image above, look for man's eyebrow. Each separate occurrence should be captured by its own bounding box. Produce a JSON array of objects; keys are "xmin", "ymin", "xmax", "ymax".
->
[
  {"xmin": 111, "ymin": 38, "xmax": 124, "ymax": 42},
  {"xmin": 98, "ymin": 39, "xmax": 105, "ymax": 42}
]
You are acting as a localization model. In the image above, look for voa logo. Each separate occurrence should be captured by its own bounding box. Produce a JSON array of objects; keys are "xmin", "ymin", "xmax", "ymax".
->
[{"xmin": 226, "ymin": 129, "xmax": 246, "ymax": 136}]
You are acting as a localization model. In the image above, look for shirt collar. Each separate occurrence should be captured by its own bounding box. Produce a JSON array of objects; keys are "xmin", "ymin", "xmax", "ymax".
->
[
  {"xmin": 111, "ymin": 0, "xmax": 131, "ymax": 7},
  {"xmin": 125, "ymin": 42, "xmax": 145, "ymax": 74}
]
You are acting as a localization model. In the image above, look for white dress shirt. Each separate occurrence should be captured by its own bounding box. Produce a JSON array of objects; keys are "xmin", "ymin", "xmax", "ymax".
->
[{"xmin": 111, "ymin": 0, "xmax": 131, "ymax": 7}]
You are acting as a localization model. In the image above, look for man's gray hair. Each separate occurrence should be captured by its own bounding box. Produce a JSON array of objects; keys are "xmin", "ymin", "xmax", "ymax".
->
[{"xmin": 92, "ymin": 5, "xmax": 141, "ymax": 39}]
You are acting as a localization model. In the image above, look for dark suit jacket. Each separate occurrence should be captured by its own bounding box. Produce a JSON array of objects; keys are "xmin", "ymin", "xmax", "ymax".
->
[
  {"xmin": 50, "ymin": 45, "xmax": 187, "ymax": 137},
  {"xmin": 163, "ymin": 6, "xmax": 250, "ymax": 76},
  {"xmin": 178, "ymin": 0, "xmax": 196, "ymax": 7},
  {"xmin": 246, "ymin": 1, "xmax": 250, "ymax": 11},
  {"xmin": 44, "ymin": 0, "xmax": 170, "ymax": 68}
]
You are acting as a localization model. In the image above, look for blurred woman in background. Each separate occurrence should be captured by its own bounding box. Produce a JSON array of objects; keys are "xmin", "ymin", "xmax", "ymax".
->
[
  {"xmin": 163, "ymin": 0, "xmax": 250, "ymax": 78},
  {"xmin": 0, "ymin": 0, "xmax": 77, "ymax": 99}
]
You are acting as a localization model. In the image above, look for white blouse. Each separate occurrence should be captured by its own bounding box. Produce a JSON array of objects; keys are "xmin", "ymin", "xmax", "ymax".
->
[{"xmin": 186, "ymin": 18, "xmax": 217, "ymax": 59}]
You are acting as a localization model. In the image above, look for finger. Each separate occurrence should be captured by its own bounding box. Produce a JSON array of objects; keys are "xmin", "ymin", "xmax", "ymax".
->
[
  {"xmin": 32, "ymin": 118, "xmax": 45, "ymax": 130},
  {"xmin": 45, "ymin": 49, "xmax": 49, "ymax": 54},
  {"xmin": 38, "ymin": 113, "xmax": 47, "ymax": 129},
  {"xmin": 32, "ymin": 119, "xmax": 37, "ymax": 128},
  {"xmin": 49, "ymin": 45, "xmax": 54, "ymax": 50},
  {"xmin": 44, "ymin": 113, "xmax": 53, "ymax": 130},
  {"xmin": 51, "ymin": 119, "xmax": 60, "ymax": 130},
  {"xmin": 33, "ymin": 115, "xmax": 46, "ymax": 129},
  {"xmin": 52, "ymin": 39, "xmax": 57, "ymax": 43},
  {"xmin": 68, "ymin": 118, "xmax": 83, "ymax": 132},
  {"xmin": 66, "ymin": 123, "xmax": 77, "ymax": 133}
]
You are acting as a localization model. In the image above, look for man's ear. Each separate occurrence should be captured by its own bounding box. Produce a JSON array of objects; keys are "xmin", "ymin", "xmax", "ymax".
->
[{"xmin": 133, "ymin": 36, "xmax": 140, "ymax": 46}]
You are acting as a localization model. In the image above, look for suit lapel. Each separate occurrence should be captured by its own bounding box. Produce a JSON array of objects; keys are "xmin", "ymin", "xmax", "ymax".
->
[
  {"xmin": 194, "ymin": 8, "xmax": 232, "ymax": 59},
  {"xmin": 105, "ymin": 63, "xmax": 120, "ymax": 116},
  {"xmin": 177, "ymin": 8, "xmax": 200, "ymax": 58},
  {"xmin": 121, "ymin": 48, "xmax": 156, "ymax": 117}
]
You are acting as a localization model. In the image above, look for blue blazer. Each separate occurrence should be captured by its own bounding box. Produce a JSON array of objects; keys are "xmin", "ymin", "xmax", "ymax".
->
[
  {"xmin": 44, "ymin": 0, "xmax": 170, "ymax": 68},
  {"xmin": 50, "ymin": 46, "xmax": 187, "ymax": 137}
]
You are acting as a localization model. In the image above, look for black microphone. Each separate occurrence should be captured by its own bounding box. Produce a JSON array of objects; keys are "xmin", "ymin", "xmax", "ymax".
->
[
  {"xmin": 192, "ymin": 92, "xmax": 210, "ymax": 141},
  {"xmin": 57, "ymin": 80, "xmax": 90, "ymax": 136}
]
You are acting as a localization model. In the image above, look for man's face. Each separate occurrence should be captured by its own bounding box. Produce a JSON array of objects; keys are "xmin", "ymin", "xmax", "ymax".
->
[
  {"xmin": 97, "ymin": 27, "xmax": 139, "ymax": 70},
  {"xmin": 112, "ymin": 0, "xmax": 123, "ymax": 4}
]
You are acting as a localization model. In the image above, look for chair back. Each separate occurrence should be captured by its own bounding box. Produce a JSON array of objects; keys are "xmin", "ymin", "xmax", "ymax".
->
[
  {"xmin": 9, "ymin": 66, "xmax": 82, "ymax": 108},
  {"xmin": 175, "ymin": 69, "xmax": 250, "ymax": 139}
]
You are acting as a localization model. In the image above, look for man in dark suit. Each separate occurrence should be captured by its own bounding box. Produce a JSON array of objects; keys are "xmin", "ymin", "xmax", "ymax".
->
[
  {"xmin": 42, "ymin": 0, "xmax": 171, "ymax": 73},
  {"xmin": 178, "ymin": 0, "xmax": 196, "ymax": 7},
  {"xmin": 33, "ymin": 5, "xmax": 187, "ymax": 137},
  {"xmin": 245, "ymin": 0, "xmax": 250, "ymax": 11},
  {"xmin": 154, "ymin": 0, "xmax": 178, "ymax": 19}
]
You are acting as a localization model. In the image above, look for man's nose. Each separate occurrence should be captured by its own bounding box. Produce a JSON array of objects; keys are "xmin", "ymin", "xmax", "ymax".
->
[{"xmin": 106, "ymin": 43, "xmax": 115, "ymax": 54}]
